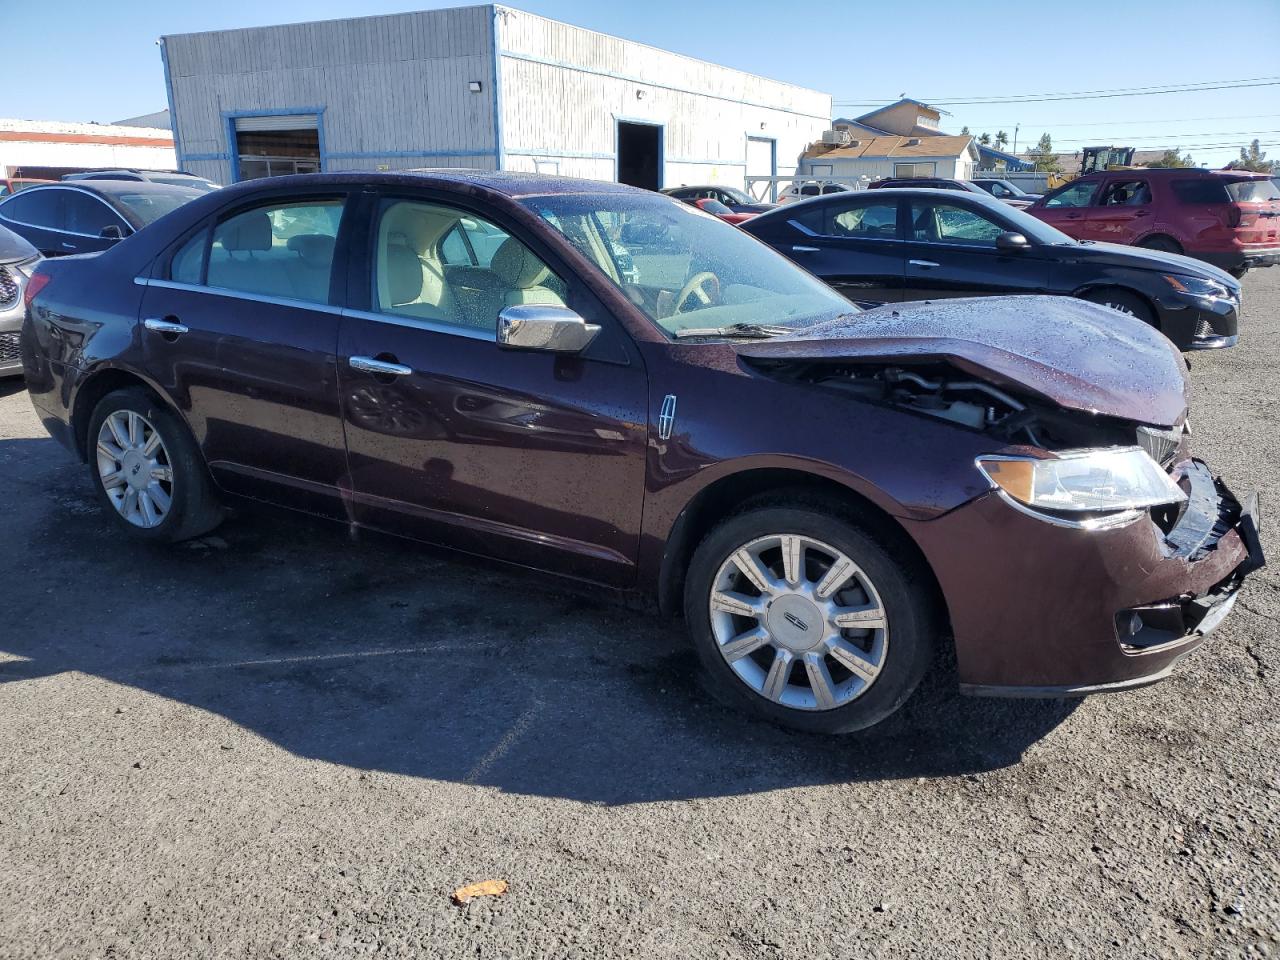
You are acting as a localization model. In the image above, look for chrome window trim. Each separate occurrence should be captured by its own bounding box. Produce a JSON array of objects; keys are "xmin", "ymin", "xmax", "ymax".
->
[
  {"xmin": 134, "ymin": 277, "xmax": 345, "ymax": 315},
  {"xmin": 0, "ymin": 185, "xmax": 131, "ymax": 237},
  {"xmin": 340, "ymin": 307, "xmax": 498, "ymax": 343}
]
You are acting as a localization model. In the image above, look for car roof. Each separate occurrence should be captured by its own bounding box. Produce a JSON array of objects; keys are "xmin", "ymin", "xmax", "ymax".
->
[
  {"xmin": 206, "ymin": 170, "xmax": 656, "ymax": 201},
  {"xmin": 22, "ymin": 179, "xmax": 203, "ymax": 198}
]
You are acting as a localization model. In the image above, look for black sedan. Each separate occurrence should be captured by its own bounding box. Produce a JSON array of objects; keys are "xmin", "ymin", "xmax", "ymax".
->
[
  {"xmin": 0, "ymin": 180, "xmax": 202, "ymax": 257},
  {"xmin": 661, "ymin": 185, "xmax": 774, "ymax": 214},
  {"xmin": 743, "ymin": 188, "xmax": 1240, "ymax": 350}
]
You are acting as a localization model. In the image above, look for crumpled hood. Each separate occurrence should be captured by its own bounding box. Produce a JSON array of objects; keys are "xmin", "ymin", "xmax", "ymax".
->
[{"xmin": 736, "ymin": 296, "xmax": 1189, "ymax": 427}]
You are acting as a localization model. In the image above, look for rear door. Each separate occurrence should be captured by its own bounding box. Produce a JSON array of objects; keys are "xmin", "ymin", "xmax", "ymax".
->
[
  {"xmin": 747, "ymin": 196, "xmax": 905, "ymax": 306},
  {"xmin": 1029, "ymin": 178, "xmax": 1101, "ymax": 239},
  {"xmin": 336, "ymin": 191, "xmax": 649, "ymax": 585},
  {"xmin": 59, "ymin": 190, "xmax": 132, "ymax": 255},
  {"xmin": 137, "ymin": 191, "xmax": 351, "ymax": 515},
  {"xmin": 901, "ymin": 197, "xmax": 1050, "ymax": 300}
]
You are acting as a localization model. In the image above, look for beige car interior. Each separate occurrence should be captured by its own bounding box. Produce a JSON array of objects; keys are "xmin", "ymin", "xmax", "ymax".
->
[{"xmin": 376, "ymin": 201, "xmax": 567, "ymax": 332}]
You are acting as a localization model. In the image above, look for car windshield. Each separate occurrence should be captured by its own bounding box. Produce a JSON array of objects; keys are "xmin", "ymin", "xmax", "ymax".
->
[
  {"xmin": 525, "ymin": 192, "xmax": 856, "ymax": 337},
  {"xmin": 114, "ymin": 188, "xmax": 202, "ymax": 225},
  {"xmin": 719, "ymin": 187, "xmax": 754, "ymax": 205}
]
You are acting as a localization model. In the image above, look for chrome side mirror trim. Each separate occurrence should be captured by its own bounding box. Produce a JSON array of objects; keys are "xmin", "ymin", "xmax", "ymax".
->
[{"xmin": 497, "ymin": 304, "xmax": 601, "ymax": 354}]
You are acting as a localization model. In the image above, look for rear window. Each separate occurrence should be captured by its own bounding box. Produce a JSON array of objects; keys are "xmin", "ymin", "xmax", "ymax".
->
[
  {"xmin": 1172, "ymin": 179, "xmax": 1230, "ymax": 204},
  {"xmin": 115, "ymin": 189, "xmax": 201, "ymax": 225},
  {"xmin": 1226, "ymin": 179, "xmax": 1280, "ymax": 203}
]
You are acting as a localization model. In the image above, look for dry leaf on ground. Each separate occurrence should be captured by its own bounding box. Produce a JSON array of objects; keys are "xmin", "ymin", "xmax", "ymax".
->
[{"xmin": 451, "ymin": 879, "xmax": 509, "ymax": 905}]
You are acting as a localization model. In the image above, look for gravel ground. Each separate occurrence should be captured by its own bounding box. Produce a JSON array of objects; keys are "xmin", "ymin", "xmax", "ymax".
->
[{"xmin": 1, "ymin": 270, "xmax": 1278, "ymax": 960}]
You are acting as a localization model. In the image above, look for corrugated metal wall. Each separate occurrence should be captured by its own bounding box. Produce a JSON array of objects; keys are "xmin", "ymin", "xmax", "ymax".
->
[
  {"xmin": 496, "ymin": 7, "xmax": 830, "ymax": 189},
  {"xmin": 164, "ymin": 6, "xmax": 499, "ymax": 185},
  {"xmin": 163, "ymin": 4, "xmax": 832, "ymax": 191}
]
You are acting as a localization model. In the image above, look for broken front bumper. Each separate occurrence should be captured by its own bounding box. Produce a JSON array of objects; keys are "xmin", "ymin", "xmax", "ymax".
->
[{"xmin": 903, "ymin": 460, "xmax": 1266, "ymax": 696}]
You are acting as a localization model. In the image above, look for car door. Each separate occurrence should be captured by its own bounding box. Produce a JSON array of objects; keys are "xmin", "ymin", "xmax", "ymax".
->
[
  {"xmin": 748, "ymin": 196, "xmax": 905, "ymax": 306},
  {"xmin": 1076, "ymin": 177, "xmax": 1152, "ymax": 244},
  {"xmin": 336, "ymin": 192, "xmax": 649, "ymax": 586},
  {"xmin": 1030, "ymin": 179, "xmax": 1100, "ymax": 238},
  {"xmin": 901, "ymin": 197, "xmax": 1051, "ymax": 300},
  {"xmin": 136, "ymin": 191, "xmax": 351, "ymax": 516}
]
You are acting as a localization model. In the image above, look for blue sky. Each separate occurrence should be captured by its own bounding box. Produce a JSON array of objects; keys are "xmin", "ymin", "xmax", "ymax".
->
[{"xmin": 4, "ymin": 0, "xmax": 1278, "ymax": 169}]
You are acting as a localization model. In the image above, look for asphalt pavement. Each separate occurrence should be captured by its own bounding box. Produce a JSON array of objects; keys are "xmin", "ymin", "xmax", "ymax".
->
[{"xmin": 1, "ymin": 270, "xmax": 1278, "ymax": 959}]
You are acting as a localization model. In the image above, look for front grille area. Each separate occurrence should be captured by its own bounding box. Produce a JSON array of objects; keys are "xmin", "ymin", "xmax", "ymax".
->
[
  {"xmin": 1195, "ymin": 316, "xmax": 1216, "ymax": 338},
  {"xmin": 0, "ymin": 266, "xmax": 17, "ymax": 308},
  {"xmin": 0, "ymin": 331, "xmax": 19, "ymax": 364}
]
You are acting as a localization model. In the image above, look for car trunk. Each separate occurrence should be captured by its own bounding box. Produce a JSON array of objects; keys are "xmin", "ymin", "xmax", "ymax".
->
[{"xmin": 1224, "ymin": 177, "xmax": 1280, "ymax": 248}]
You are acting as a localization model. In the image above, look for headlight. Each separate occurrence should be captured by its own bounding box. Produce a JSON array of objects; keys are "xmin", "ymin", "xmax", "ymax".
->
[
  {"xmin": 977, "ymin": 447, "xmax": 1186, "ymax": 526},
  {"xmin": 1163, "ymin": 274, "xmax": 1232, "ymax": 301}
]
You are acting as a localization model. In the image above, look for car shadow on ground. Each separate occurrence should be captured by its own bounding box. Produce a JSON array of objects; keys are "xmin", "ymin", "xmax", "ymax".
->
[{"xmin": 0, "ymin": 435, "xmax": 1078, "ymax": 804}]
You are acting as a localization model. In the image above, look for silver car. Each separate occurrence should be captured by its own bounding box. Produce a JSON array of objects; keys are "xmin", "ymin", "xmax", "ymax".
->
[{"xmin": 0, "ymin": 224, "xmax": 40, "ymax": 377}]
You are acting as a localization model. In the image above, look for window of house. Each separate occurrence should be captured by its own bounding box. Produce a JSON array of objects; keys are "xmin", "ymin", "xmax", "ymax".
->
[
  {"xmin": 233, "ymin": 115, "xmax": 322, "ymax": 182},
  {"xmin": 893, "ymin": 162, "xmax": 938, "ymax": 178}
]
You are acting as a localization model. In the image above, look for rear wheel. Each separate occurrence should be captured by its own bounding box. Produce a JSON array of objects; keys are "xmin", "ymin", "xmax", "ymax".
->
[
  {"xmin": 1138, "ymin": 234, "xmax": 1183, "ymax": 255},
  {"xmin": 87, "ymin": 388, "xmax": 223, "ymax": 542},
  {"xmin": 1229, "ymin": 266, "xmax": 1249, "ymax": 280},
  {"xmin": 1083, "ymin": 289, "xmax": 1158, "ymax": 329},
  {"xmin": 683, "ymin": 503, "xmax": 936, "ymax": 734}
]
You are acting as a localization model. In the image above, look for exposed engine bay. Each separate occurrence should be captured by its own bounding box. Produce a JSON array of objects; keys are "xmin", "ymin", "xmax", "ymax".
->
[{"xmin": 751, "ymin": 359, "xmax": 1163, "ymax": 453}]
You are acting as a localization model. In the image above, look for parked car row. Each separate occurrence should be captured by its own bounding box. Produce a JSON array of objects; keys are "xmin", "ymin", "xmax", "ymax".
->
[
  {"xmin": 0, "ymin": 225, "xmax": 41, "ymax": 377},
  {"xmin": 16, "ymin": 170, "xmax": 1266, "ymax": 736}
]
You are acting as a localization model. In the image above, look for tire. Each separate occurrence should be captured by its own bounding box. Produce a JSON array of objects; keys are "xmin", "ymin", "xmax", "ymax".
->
[
  {"xmin": 1229, "ymin": 266, "xmax": 1249, "ymax": 280},
  {"xmin": 87, "ymin": 387, "xmax": 223, "ymax": 542},
  {"xmin": 1138, "ymin": 235, "xmax": 1183, "ymax": 255},
  {"xmin": 1083, "ymin": 289, "xmax": 1158, "ymax": 329},
  {"xmin": 683, "ymin": 501, "xmax": 937, "ymax": 735}
]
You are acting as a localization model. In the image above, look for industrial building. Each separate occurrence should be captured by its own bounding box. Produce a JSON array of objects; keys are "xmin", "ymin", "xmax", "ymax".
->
[
  {"xmin": 0, "ymin": 118, "xmax": 176, "ymax": 180},
  {"xmin": 161, "ymin": 5, "xmax": 831, "ymax": 195}
]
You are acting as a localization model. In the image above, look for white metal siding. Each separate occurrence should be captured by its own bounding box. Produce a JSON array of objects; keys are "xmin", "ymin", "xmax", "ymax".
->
[
  {"xmin": 163, "ymin": 6, "xmax": 499, "ymax": 183},
  {"xmin": 495, "ymin": 7, "xmax": 829, "ymax": 188}
]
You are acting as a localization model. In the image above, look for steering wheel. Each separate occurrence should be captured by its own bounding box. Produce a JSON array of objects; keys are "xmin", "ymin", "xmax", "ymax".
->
[{"xmin": 673, "ymin": 272, "xmax": 720, "ymax": 314}]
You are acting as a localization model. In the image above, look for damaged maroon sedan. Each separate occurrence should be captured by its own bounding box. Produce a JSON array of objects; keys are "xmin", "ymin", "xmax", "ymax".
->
[{"xmin": 20, "ymin": 172, "xmax": 1266, "ymax": 734}]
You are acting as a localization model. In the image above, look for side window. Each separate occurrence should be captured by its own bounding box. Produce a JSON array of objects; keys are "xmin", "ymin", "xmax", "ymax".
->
[
  {"xmin": 1099, "ymin": 179, "xmax": 1150, "ymax": 207},
  {"xmin": 373, "ymin": 199, "xmax": 567, "ymax": 335},
  {"xmin": 169, "ymin": 229, "xmax": 208, "ymax": 284},
  {"xmin": 206, "ymin": 198, "xmax": 344, "ymax": 304},
  {"xmin": 1044, "ymin": 181, "xmax": 1098, "ymax": 208},
  {"xmin": 63, "ymin": 192, "xmax": 123, "ymax": 236},
  {"xmin": 1, "ymin": 189, "xmax": 62, "ymax": 228},
  {"xmin": 787, "ymin": 205, "xmax": 826, "ymax": 235},
  {"xmin": 830, "ymin": 201, "xmax": 898, "ymax": 239},
  {"xmin": 911, "ymin": 201, "xmax": 1006, "ymax": 245},
  {"xmin": 1172, "ymin": 179, "xmax": 1230, "ymax": 204}
]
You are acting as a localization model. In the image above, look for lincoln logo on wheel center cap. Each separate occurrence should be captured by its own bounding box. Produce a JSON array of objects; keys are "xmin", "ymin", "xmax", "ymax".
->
[
  {"xmin": 767, "ymin": 594, "xmax": 824, "ymax": 651},
  {"xmin": 783, "ymin": 612, "xmax": 809, "ymax": 632}
]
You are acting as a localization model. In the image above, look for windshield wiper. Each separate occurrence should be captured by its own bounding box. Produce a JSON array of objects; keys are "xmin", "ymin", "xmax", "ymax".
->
[{"xmin": 673, "ymin": 322, "xmax": 792, "ymax": 340}]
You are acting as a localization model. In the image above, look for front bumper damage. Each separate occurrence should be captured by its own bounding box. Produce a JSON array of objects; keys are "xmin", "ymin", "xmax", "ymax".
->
[{"xmin": 903, "ymin": 459, "xmax": 1266, "ymax": 696}]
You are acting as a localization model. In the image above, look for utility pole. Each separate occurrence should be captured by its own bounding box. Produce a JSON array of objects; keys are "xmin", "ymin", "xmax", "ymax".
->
[{"xmin": 1013, "ymin": 124, "xmax": 1020, "ymax": 155}]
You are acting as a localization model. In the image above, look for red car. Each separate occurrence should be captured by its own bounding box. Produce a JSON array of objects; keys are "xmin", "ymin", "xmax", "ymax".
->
[
  {"xmin": 694, "ymin": 197, "xmax": 757, "ymax": 225},
  {"xmin": 1026, "ymin": 169, "xmax": 1280, "ymax": 277}
]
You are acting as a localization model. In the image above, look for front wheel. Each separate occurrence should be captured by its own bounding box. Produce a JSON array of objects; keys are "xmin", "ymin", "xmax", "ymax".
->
[
  {"xmin": 87, "ymin": 387, "xmax": 223, "ymax": 542},
  {"xmin": 1083, "ymin": 289, "xmax": 1157, "ymax": 329},
  {"xmin": 683, "ymin": 504, "xmax": 936, "ymax": 734}
]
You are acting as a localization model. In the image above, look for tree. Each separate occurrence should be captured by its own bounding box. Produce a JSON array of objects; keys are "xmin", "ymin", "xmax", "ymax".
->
[
  {"xmin": 1026, "ymin": 132, "xmax": 1061, "ymax": 173},
  {"xmin": 1142, "ymin": 149, "xmax": 1195, "ymax": 168},
  {"xmin": 978, "ymin": 132, "xmax": 991, "ymax": 145},
  {"xmin": 1230, "ymin": 139, "xmax": 1275, "ymax": 173},
  {"xmin": 995, "ymin": 130, "xmax": 1009, "ymax": 150},
  {"xmin": 960, "ymin": 125, "xmax": 971, "ymax": 136}
]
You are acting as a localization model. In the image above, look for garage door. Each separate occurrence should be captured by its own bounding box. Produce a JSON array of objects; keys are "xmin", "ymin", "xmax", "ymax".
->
[{"xmin": 746, "ymin": 137, "xmax": 775, "ymax": 201}]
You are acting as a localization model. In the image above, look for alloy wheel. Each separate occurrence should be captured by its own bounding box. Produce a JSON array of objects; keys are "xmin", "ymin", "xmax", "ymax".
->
[
  {"xmin": 708, "ymin": 534, "xmax": 889, "ymax": 711},
  {"xmin": 95, "ymin": 410, "xmax": 174, "ymax": 529}
]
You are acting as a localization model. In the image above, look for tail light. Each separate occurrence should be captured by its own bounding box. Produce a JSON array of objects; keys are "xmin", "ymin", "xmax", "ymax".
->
[
  {"xmin": 1226, "ymin": 204, "xmax": 1254, "ymax": 229},
  {"xmin": 23, "ymin": 271, "xmax": 51, "ymax": 308}
]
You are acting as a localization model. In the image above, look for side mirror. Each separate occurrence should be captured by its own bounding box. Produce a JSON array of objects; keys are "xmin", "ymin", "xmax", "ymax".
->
[
  {"xmin": 100, "ymin": 224, "xmax": 125, "ymax": 240},
  {"xmin": 996, "ymin": 231, "xmax": 1030, "ymax": 252},
  {"xmin": 497, "ymin": 304, "xmax": 600, "ymax": 354}
]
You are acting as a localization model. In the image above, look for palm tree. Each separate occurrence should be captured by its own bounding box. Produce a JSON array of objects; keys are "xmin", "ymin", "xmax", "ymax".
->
[{"xmin": 995, "ymin": 130, "xmax": 1009, "ymax": 150}]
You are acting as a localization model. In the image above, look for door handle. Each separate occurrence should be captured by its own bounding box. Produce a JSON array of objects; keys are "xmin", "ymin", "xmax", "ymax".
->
[
  {"xmin": 909, "ymin": 259, "xmax": 940, "ymax": 269},
  {"xmin": 791, "ymin": 245, "xmax": 820, "ymax": 253},
  {"xmin": 61, "ymin": 242, "xmax": 76, "ymax": 250},
  {"xmin": 1065, "ymin": 213, "xmax": 1082, "ymax": 219},
  {"xmin": 143, "ymin": 317, "xmax": 189, "ymax": 335},
  {"xmin": 349, "ymin": 355, "xmax": 413, "ymax": 376}
]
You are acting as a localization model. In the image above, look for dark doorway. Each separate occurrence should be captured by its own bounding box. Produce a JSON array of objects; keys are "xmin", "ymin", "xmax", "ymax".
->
[{"xmin": 617, "ymin": 121, "xmax": 662, "ymax": 190}]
